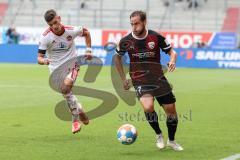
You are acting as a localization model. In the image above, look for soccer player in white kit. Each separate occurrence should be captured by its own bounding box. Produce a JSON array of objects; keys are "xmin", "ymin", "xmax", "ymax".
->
[{"xmin": 37, "ymin": 9, "xmax": 92, "ymax": 134}]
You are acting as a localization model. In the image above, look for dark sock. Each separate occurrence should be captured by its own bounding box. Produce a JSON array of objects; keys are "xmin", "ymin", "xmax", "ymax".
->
[
  {"xmin": 144, "ymin": 111, "xmax": 162, "ymax": 135},
  {"xmin": 166, "ymin": 115, "xmax": 178, "ymax": 141}
]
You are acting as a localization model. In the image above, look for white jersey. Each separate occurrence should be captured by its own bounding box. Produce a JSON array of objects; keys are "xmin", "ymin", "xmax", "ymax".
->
[{"xmin": 38, "ymin": 25, "xmax": 83, "ymax": 72}]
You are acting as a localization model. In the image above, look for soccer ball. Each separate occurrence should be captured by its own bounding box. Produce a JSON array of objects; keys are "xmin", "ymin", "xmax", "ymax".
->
[{"xmin": 117, "ymin": 124, "xmax": 137, "ymax": 145}]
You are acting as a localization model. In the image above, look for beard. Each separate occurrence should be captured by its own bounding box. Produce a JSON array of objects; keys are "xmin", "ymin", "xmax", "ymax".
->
[
  {"xmin": 54, "ymin": 27, "xmax": 61, "ymax": 33},
  {"xmin": 134, "ymin": 26, "xmax": 145, "ymax": 36},
  {"xmin": 52, "ymin": 25, "xmax": 64, "ymax": 35}
]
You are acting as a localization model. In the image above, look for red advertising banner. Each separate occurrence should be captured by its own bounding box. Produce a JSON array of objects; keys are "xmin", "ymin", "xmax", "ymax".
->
[
  {"xmin": 102, "ymin": 30, "xmax": 128, "ymax": 46},
  {"xmin": 161, "ymin": 31, "xmax": 213, "ymax": 48},
  {"xmin": 102, "ymin": 30, "xmax": 213, "ymax": 48}
]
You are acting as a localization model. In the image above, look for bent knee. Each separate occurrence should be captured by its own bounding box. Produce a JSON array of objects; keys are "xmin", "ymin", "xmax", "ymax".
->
[
  {"xmin": 61, "ymin": 84, "xmax": 72, "ymax": 95},
  {"xmin": 143, "ymin": 106, "xmax": 155, "ymax": 113}
]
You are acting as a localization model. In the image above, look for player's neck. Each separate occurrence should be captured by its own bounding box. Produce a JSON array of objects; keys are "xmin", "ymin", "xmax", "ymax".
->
[{"xmin": 132, "ymin": 29, "xmax": 148, "ymax": 40}]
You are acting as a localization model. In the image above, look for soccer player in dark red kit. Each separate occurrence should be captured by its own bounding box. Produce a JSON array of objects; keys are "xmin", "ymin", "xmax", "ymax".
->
[{"xmin": 115, "ymin": 10, "xmax": 183, "ymax": 151}]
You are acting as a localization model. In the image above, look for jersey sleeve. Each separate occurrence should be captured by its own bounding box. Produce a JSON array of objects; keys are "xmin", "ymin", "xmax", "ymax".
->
[
  {"xmin": 115, "ymin": 39, "xmax": 127, "ymax": 56},
  {"xmin": 38, "ymin": 35, "xmax": 48, "ymax": 54},
  {"xmin": 158, "ymin": 34, "xmax": 172, "ymax": 53},
  {"xmin": 73, "ymin": 26, "xmax": 84, "ymax": 37}
]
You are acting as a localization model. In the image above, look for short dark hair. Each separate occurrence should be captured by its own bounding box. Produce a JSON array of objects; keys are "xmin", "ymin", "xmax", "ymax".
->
[
  {"xmin": 44, "ymin": 9, "xmax": 57, "ymax": 22},
  {"xmin": 130, "ymin": 10, "xmax": 146, "ymax": 22}
]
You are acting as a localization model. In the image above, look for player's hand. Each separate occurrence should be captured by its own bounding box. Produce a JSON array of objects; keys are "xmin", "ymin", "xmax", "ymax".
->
[
  {"xmin": 123, "ymin": 79, "xmax": 131, "ymax": 90},
  {"xmin": 84, "ymin": 51, "xmax": 92, "ymax": 60},
  {"xmin": 43, "ymin": 58, "xmax": 51, "ymax": 65},
  {"xmin": 167, "ymin": 61, "xmax": 176, "ymax": 72},
  {"xmin": 84, "ymin": 48, "xmax": 93, "ymax": 60}
]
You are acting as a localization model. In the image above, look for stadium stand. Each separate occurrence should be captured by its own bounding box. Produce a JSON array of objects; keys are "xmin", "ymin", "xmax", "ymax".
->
[
  {"xmin": 0, "ymin": 0, "xmax": 239, "ymax": 32},
  {"xmin": 0, "ymin": 2, "xmax": 8, "ymax": 24},
  {"xmin": 221, "ymin": 7, "xmax": 240, "ymax": 32}
]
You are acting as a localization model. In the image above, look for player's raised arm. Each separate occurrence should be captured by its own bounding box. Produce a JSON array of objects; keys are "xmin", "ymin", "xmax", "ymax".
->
[
  {"xmin": 82, "ymin": 28, "xmax": 92, "ymax": 60},
  {"xmin": 82, "ymin": 28, "xmax": 91, "ymax": 49}
]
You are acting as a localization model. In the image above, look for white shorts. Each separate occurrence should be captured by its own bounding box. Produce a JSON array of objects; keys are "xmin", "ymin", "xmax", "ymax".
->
[
  {"xmin": 49, "ymin": 58, "xmax": 80, "ymax": 93},
  {"xmin": 65, "ymin": 63, "xmax": 80, "ymax": 82}
]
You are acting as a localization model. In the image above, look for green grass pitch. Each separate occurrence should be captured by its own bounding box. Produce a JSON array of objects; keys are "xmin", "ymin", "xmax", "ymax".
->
[{"xmin": 0, "ymin": 63, "xmax": 239, "ymax": 160}]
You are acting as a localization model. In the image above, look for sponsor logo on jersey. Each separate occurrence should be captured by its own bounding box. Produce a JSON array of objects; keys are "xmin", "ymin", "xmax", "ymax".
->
[
  {"xmin": 59, "ymin": 42, "xmax": 66, "ymax": 48},
  {"xmin": 67, "ymin": 35, "xmax": 72, "ymax": 41},
  {"xmin": 133, "ymin": 52, "xmax": 156, "ymax": 58},
  {"xmin": 148, "ymin": 42, "xmax": 155, "ymax": 49}
]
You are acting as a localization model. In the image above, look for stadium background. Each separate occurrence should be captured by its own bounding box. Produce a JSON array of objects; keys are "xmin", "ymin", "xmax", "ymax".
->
[{"xmin": 0, "ymin": 0, "xmax": 240, "ymax": 160}]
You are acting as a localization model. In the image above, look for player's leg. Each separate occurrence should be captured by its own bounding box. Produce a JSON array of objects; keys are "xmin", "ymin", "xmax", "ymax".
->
[
  {"xmin": 162, "ymin": 103, "xmax": 183, "ymax": 151},
  {"xmin": 63, "ymin": 75, "xmax": 89, "ymax": 124},
  {"xmin": 139, "ymin": 93, "xmax": 164, "ymax": 149},
  {"xmin": 61, "ymin": 67, "xmax": 89, "ymax": 133},
  {"xmin": 156, "ymin": 92, "xmax": 183, "ymax": 151},
  {"xmin": 162, "ymin": 103, "xmax": 178, "ymax": 142},
  {"xmin": 62, "ymin": 78, "xmax": 82, "ymax": 121},
  {"xmin": 140, "ymin": 94, "xmax": 161, "ymax": 134},
  {"xmin": 61, "ymin": 78, "xmax": 82, "ymax": 134},
  {"xmin": 66, "ymin": 65, "xmax": 89, "ymax": 122}
]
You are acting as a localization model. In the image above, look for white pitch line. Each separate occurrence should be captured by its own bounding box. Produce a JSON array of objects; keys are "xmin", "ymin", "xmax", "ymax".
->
[{"xmin": 221, "ymin": 154, "xmax": 240, "ymax": 160}]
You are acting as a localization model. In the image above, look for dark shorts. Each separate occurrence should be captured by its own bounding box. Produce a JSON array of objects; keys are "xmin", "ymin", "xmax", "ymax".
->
[
  {"xmin": 155, "ymin": 92, "xmax": 176, "ymax": 106},
  {"xmin": 134, "ymin": 85, "xmax": 176, "ymax": 106}
]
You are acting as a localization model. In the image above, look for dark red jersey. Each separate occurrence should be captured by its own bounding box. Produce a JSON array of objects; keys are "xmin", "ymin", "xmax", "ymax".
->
[{"xmin": 116, "ymin": 29, "xmax": 172, "ymax": 86}]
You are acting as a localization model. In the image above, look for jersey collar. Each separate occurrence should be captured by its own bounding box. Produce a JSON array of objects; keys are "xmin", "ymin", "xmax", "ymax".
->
[{"xmin": 131, "ymin": 29, "xmax": 148, "ymax": 40}]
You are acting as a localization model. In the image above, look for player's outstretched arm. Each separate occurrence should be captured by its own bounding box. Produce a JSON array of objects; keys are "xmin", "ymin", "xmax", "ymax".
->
[
  {"xmin": 167, "ymin": 48, "xmax": 177, "ymax": 72},
  {"xmin": 37, "ymin": 53, "xmax": 50, "ymax": 65}
]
